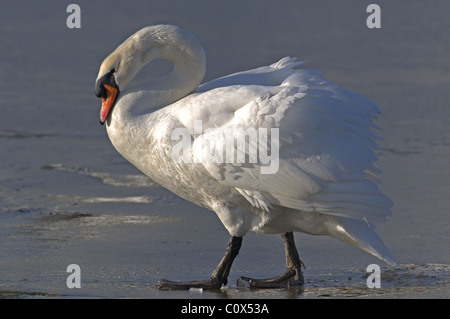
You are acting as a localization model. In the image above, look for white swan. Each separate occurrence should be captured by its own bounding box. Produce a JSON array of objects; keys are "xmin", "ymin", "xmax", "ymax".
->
[{"xmin": 95, "ymin": 25, "xmax": 395, "ymax": 289}]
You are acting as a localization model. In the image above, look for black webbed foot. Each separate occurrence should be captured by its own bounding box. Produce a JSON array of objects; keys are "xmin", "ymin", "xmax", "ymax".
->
[
  {"xmin": 237, "ymin": 232, "xmax": 305, "ymax": 289},
  {"xmin": 156, "ymin": 236, "xmax": 242, "ymax": 290}
]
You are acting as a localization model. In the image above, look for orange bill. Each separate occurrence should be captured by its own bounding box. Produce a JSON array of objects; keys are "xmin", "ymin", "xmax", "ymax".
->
[{"xmin": 99, "ymin": 84, "xmax": 118, "ymax": 124}]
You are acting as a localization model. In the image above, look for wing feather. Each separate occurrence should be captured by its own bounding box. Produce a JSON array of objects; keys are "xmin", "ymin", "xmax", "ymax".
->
[{"xmin": 177, "ymin": 58, "xmax": 392, "ymax": 222}]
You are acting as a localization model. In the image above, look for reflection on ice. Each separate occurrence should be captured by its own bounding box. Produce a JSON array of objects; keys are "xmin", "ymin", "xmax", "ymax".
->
[
  {"xmin": 38, "ymin": 211, "xmax": 178, "ymax": 226},
  {"xmin": 301, "ymin": 263, "xmax": 450, "ymax": 298},
  {"xmin": 41, "ymin": 163, "xmax": 158, "ymax": 188},
  {"xmin": 81, "ymin": 196, "xmax": 153, "ymax": 204},
  {"xmin": 20, "ymin": 211, "xmax": 181, "ymax": 242}
]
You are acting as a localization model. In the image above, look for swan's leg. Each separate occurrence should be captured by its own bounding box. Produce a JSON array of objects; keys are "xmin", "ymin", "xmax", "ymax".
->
[
  {"xmin": 237, "ymin": 232, "xmax": 305, "ymax": 288},
  {"xmin": 156, "ymin": 236, "xmax": 242, "ymax": 290}
]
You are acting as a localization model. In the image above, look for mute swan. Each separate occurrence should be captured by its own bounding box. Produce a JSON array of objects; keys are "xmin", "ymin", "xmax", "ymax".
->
[{"xmin": 95, "ymin": 25, "xmax": 395, "ymax": 290}]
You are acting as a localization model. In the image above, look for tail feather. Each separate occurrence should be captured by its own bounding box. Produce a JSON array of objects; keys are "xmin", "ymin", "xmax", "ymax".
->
[{"xmin": 332, "ymin": 217, "xmax": 397, "ymax": 265}]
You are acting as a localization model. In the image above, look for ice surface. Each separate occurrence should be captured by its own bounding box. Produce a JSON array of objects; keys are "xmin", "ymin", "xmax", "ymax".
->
[{"xmin": 0, "ymin": 1, "xmax": 449, "ymax": 298}]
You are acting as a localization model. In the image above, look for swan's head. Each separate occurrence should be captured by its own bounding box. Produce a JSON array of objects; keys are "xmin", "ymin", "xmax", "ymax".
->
[
  {"xmin": 95, "ymin": 67, "xmax": 119, "ymax": 125},
  {"xmin": 95, "ymin": 29, "xmax": 141, "ymax": 125},
  {"xmin": 95, "ymin": 25, "xmax": 206, "ymax": 125}
]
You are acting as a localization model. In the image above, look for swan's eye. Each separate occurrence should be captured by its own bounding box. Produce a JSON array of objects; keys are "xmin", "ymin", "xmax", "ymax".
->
[{"xmin": 95, "ymin": 68, "xmax": 118, "ymax": 99}]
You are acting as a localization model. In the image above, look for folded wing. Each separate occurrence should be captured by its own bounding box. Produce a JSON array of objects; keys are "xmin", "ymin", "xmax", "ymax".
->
[{"xmin": 179, "ymin": 57, "xmax": 392, "ymax": 223}]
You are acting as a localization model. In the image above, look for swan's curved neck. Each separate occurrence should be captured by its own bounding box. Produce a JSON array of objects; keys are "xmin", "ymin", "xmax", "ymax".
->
[
  {"xmin": 104, "ymin": 26, "xmax": 206, "ymax": 172},
  {"xmin": 108, "ymin": 26, "xmax": 206, "ymax": 124}
]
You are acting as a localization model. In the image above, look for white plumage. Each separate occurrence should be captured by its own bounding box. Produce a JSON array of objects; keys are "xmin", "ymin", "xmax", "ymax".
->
[{"xmin": 95, "ymin": 25, "xmax": 395, "ymax": 288}]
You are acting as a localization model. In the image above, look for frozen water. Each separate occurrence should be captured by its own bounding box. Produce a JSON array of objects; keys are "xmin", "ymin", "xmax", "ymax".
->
[{"xmin": 0, "ymin": 1, "xmax": 449, "ymax": 298}]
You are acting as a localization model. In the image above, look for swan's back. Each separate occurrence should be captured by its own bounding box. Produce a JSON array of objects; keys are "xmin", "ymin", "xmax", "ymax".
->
[{"xmin": 175, "ymin": 57, "xmax": 391, "ymax": 222}]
